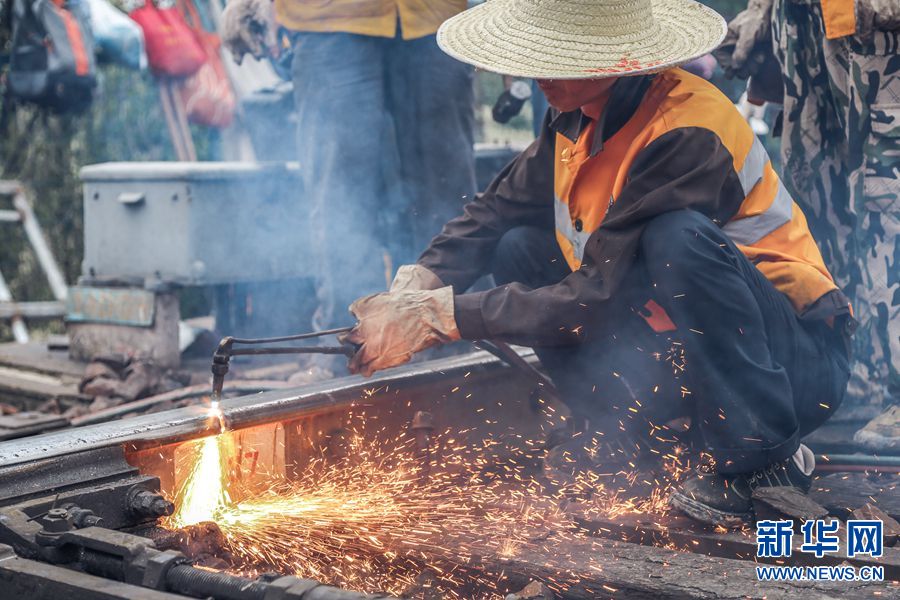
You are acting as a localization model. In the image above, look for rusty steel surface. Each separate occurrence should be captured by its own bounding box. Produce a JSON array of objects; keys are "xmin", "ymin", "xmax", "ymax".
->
[{"xmin": 0, "ymin": 350, "xmax": 527, "ymax": 469}]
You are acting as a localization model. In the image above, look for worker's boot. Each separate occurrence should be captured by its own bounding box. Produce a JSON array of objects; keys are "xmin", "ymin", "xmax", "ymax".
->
[
  {"xmin": 669, "ymin": 444, "xmax": 815, "ymax": 527},
  {"xmin": 853, "ymin": 405, "xmax": 900, "ymax": 452}
]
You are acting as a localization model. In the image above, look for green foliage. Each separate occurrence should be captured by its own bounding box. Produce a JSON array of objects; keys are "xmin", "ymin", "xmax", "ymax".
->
[{"xmin": 0, "ymin": 64, "xmax": 219, "ymax": 341}]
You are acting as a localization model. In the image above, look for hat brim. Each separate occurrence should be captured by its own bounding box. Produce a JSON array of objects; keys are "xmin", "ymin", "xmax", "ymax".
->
[{"xmin": 437, "ymin": 0, "xmax": 727, "ymax": 79}]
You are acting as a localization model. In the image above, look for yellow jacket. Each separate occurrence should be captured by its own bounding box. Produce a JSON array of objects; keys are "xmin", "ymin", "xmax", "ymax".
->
[{"xmin": 275, "ymin": 0, "xmax": 466, "ymax": 39}]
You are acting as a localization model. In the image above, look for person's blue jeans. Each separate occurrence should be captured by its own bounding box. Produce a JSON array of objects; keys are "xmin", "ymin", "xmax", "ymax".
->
[
  {"xmin": 491, "ymin": 210, "xmax": 850, "ymax": 473},
  {"xmin": 292, "ymin": 31, "xmax": 475, "ymax": 328}
]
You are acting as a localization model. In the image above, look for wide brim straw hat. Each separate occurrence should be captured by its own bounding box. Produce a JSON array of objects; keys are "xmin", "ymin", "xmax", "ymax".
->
[{"xmin": 437, "ymin": 0, "xmax": 727, "ymax": 79}]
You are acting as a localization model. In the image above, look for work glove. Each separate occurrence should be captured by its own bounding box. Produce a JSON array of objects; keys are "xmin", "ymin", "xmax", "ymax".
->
[
  {"xmin": 712, "ymin": 0, "xmax": 774, "ymax": 80},
  {"xmin": 222, "ymin": 0, "xmax": 278, "ymax": 65},
  {"xmin": 857, "ymin": 0, "xmax": 900, "ymax": 41},
  {"xmin": 343, "ymin": 287, "xmax": 460, "ymax": 377},
  {"xmin": 390, "ymin": 264, "xmax": 444, "ymax": 293}
]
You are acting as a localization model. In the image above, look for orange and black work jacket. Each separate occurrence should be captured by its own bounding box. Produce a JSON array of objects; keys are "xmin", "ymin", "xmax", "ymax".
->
[
  {"xmin": 275, "ymin": 0, "xmax": 465, "ymax": 39},
  {"xmin": 418, "ymin": 68, "xmax": 851, "ymax": 346}
]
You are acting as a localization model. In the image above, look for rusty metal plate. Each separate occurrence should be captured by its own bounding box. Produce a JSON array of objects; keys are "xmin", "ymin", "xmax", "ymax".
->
[{"xmin": 66, "ymin": 286, "xmax": 156, "ymax": 327}]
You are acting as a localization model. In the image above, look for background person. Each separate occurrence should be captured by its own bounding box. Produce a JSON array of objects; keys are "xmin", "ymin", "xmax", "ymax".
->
[
  {"xmin": 716, "ymin": 0, "xmax": 900, "ymax": 450},
  {"xmin": 223, "ymin": 0, "xmax": 477, "ymax": 336}
]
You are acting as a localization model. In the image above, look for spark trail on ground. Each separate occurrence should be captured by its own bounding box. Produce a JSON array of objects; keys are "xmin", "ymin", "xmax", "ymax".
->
[{"xmin": 165, "ymin": 412, "xmax": 687, "ymax": 598}]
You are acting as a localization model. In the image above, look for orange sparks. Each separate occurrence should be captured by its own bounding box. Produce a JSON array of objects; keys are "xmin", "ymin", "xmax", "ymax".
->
[
  {"xmin": 163, "ymin": 412, "xmax": 689, "ymax": 598},
  {"xmin": 165, "ymin": 402, "xmax": 232, "ymax": 528}
]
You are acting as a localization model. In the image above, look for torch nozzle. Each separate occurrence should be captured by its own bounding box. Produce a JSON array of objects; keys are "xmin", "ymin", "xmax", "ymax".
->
[{"xmin": 210, "ymin": 336, "xmax": 234, "ymax": 406}]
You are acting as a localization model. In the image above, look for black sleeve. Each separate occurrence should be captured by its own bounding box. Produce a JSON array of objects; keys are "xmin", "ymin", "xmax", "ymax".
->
[
  {"xmin": 416, "ymin": 112, "xmax": 557, "ymax": 293},
  {"xmin": 452, "ymin": 126, "xmax": 746, "ymax": 345}
]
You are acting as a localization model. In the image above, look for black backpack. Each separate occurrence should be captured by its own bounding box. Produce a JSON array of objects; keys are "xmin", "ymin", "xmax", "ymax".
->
[{"xmin": 7, "ymin": 0, "xmax": 96, "ymax": 112}]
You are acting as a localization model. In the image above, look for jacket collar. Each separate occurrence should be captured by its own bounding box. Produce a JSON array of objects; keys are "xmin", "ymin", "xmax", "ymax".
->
[{"xmin": 549, "ymin": 75, "xmax": 655, "ymax": 157}]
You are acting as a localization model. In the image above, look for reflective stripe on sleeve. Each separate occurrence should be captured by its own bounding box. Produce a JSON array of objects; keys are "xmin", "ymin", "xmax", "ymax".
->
[
  {"xmin": 723, "ymin": 180, "xmax": 794, "ymax": 245},
  {"xmin": 723, "ymin": 136, "xmax": 794, "ymax": 245},
  {"xmin": 736, "ymin": 136, "xmax": 768, "ymax": 196}
]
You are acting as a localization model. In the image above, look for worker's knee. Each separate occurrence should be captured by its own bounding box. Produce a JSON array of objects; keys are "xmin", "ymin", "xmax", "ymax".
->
[
  {"xmin": 640, "ymin": 210, "xmax": 728, "ymax": 287},
  {"xmin": 492, "ymin": 226, "xmax": 545, "ymax": 286},
  {"xmin": 491, "ymin": 226, "xmax": 565, "ymax": 288}
]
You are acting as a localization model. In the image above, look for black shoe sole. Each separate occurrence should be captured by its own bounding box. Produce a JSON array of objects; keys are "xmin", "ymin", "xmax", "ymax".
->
[{"xmin": 669, "ymin": 491, "xmax": 751, "ymax": 528}]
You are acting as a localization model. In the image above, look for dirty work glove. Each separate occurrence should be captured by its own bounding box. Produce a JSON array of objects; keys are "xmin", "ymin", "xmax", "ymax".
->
[
  {"xmin": 713, "ymin": 0, "xmax": 774, "ymax": 80},
  {"xmin": 343, "ymin": 287, "xmax": 460, "ymax": 377},
  {"xmin": 390, "ymin": 264, "xmax": 444, "ymax": 293},
  {"xmin": 222, "ymin": 0, "xmax": 278, "ymax": 65},
  {"xmin": 857, "ymin": 0, "xmax": 900, "ymax": 41}
]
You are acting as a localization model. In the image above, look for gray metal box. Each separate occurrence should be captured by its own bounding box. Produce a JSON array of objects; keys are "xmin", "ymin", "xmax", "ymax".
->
[{"xmin": 80, "ymin": 162, "xmax": 306, "ymax": 286}]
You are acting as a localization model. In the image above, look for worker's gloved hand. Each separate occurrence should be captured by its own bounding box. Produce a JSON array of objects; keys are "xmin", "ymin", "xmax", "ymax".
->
[
  {"xmin": 222, "ymin": 0, "xmax": 278, "ymax": 65},
  {"xmin": 390, "ymin": 264, "xmax": 444, "ymax": 293},
  {"xmin": 343, "ymin": 287, "xmax": 460, "ymax": 377},
  {"xmin": 712, "ymin": 0, "xmax": 774, "ymax": 80},
  {"xmin": 857, "ymin": 0, "xmax": 900, "ymax": 40}
]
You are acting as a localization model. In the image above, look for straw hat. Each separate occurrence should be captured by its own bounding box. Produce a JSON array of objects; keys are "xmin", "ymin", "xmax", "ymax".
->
[{"xmin": 437, "ymin": 0, "xmax": 726, "ymax": 79}]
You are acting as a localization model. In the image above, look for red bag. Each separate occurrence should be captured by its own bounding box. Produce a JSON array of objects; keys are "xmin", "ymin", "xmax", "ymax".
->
[
  {"xmin": 129, "ymin": 1, "xmax": 205, "ymax": 77},
  {"xmin": 176, "ymin": 0, "xmax": 235, "ymax": 127}
]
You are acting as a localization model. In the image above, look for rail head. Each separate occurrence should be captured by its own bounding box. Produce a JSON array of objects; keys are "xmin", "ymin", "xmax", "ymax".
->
[{"xmin": 0, "ymin": 350, "xmax": 525, "ymax": 469}]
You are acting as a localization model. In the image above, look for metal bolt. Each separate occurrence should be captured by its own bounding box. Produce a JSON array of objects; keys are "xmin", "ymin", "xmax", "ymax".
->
[
  {"xmin": 410, "ymin": 411, "xmax": 435, "ymax": 484},
  {"xmin": 128, "ymin": 487, "xmax": 175, "ymax": 519},
  {"xmin": 40, "ymin": 508, "xmax": 72, "ymax": 533},
  {"xmin": 411, "ymin": 411, "xmax": 435, "ymax": 450},
  {"xmin": 142, "ymin": 550, "xmax": 186, "ymax": 590},
  {"xmin": 69, "ymin": 507, "xmax": 103, "ymax": 528},
  {"xmin": 411, "ymin": 411, "xmax": 435, "ymax": 432}
]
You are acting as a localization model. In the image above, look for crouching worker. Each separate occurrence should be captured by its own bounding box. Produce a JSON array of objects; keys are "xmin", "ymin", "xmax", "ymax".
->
[{"xmin": 344, "ymin": 0, "xmax": 853, "ymax": 526}]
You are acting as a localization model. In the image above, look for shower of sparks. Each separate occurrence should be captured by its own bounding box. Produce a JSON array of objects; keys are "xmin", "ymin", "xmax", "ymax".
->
[
  {"xmin": 169, "ymin": 434, "xmax": 231, "ymax": 527},
  {"xmin": 164, "ymin": 412, "xmax": 690, "ymax": 598},
  {"xmin": 167, "ymin": 402, "xmax": 232, "ymax": 528}
]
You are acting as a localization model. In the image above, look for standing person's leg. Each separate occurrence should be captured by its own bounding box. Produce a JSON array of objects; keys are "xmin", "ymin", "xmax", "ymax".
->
[
  {"xmin": 386, "ymin": 33, "xmax": 476, "ymax": 264},
  {"xmin": 773, "ymin": 0, "xmax": 856, "ymax": 292},
  {"xmin": 292, "ymin": 33, "xmax": 392, "ymax": 330},
  {"xmin": 773, "ymin": 0, "xmax": 893, "ymax": 416},
  {"xmin": 847, "ymin": 29, "xmax": 900, "ymax": 449}
]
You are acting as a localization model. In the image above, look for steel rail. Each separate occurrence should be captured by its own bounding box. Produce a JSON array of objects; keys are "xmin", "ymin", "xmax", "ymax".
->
[
  {"xmin": 814, "ymin": 453, "xmax": 900, "ymax": 474},
  {"xmin": 0, "ymin": 350, "xmax": 522, "ymax": 468}
]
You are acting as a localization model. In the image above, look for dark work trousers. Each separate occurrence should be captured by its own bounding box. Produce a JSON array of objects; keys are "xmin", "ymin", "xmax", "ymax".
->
[
  {"xmin": 491, "ymin": 210, "xmax": 850, "ymax": 474},
  {"xmin": 292, "ymin": 30, "xmax": 476, "ymax": 329}
]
